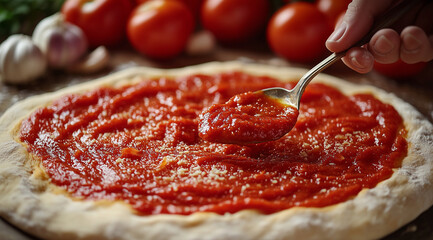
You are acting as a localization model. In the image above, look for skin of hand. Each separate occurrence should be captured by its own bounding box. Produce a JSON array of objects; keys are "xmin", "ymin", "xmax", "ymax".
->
[{"xmin": 326, "ymin": 0, "xmax": 433, "ymax": 73}]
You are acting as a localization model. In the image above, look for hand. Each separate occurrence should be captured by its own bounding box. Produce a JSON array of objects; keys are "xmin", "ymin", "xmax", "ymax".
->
[{"xmin": 326, "ymin": 0, "xmax": 433, "ymax": 73}]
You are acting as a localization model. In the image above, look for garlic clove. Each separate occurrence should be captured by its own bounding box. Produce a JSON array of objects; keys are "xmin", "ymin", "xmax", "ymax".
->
[
  {"xmin": 0, "ymin": 35, "xmax": 47, "ymax": 84},
  {"xmin": 67, "ymin": 46, "xmax": 110, "ymax": 74},
  {"xmin": 185, "ymin": 31, "xmax": 216, "ymax": 56}
]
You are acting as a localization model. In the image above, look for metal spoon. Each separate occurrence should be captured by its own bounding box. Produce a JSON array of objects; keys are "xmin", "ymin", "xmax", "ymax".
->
[{"xmin": 261, "ymin": 0, "xmax": 426, "ymax": 110}]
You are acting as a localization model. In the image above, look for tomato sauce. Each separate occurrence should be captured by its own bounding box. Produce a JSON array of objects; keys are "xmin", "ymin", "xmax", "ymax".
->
[
  {"xmin": 199, "ymin": 91, "xmax": 299, "ymax": 144},
  {"xmin": 19, "ymin": 71, "xmax": 407, "ymax": 215}
]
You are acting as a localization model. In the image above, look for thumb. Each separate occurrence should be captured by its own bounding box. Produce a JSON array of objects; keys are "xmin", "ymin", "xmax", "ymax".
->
[{"xmin": 326, "ymin": 0, "xmax": 394, "ymax": 53}]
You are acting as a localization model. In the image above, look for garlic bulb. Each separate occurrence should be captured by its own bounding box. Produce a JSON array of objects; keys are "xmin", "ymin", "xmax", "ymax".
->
[
  {"xmin": 33, "ymin": 13, "xmax": 88, "ymax": 68},
  {"xmin": 0, "ymin": 35, "xmax": 47, "ymax": 84}
]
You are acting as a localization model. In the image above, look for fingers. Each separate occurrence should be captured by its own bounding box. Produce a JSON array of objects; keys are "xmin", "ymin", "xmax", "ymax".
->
[
  {"xmin": 326, "ymin": 0, "xmax": 393, "ymax": 53},
  {"xmin": 325, "ymin": 0, "xmax": 432, "ymax": 74},
  {"xmin": 341, "ymin": 47, "xmax": 374, "ymax": 73},
  {"xmin": 400, "ymin": 26, "xmax": 433, "ymax": 63},
  {"xmin": 369, "ymin": 29, "xmax": 400, "ymax": 64},
  {"xmin": 341, "ymin": 27, "xmax": 433, "ymax": 73}
]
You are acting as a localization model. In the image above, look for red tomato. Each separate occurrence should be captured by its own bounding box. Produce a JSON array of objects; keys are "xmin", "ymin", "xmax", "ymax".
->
[
  {"xmin": 374, "ymin": 59, "xmax": 427, "ymax": 79},
  {"xmin": 135, "ymin": 0, "xmax": 203, "ymax": 20},
  {"xmin": 62, "ymin": 0, "xmax": 133, "ymax": 47},
  {"xmin": 316, "ymin": 0, "xmax": 351, "ymax": 24},
  {"xmin": 135, "ymin": 0, "xmax": 151, "ymax": 4},
  {"xmin": 181, "ymin": 0, "xmax": 204, "ymax": 20},
  {"xmin": 267, "ymin": 2, "xmax": 332, "ymax": 63},
  {"xmin": 127, "ymin": 0, "xmax": 194, "ymax": 59},
  {"xmin": 201, "ymin": 0, "xmax": 270, "ymax": 43}
]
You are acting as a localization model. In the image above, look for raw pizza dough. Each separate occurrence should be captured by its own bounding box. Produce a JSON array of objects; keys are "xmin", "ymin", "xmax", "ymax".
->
[{"xmin": 0, "ymin": 62, "xmax": 432, "ymax": 240}]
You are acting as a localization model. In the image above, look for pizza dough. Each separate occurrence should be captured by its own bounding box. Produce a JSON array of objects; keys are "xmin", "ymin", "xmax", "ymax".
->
[{"xmin": 0, "ymin": 62, "xmax": 432, "ymax": 240}]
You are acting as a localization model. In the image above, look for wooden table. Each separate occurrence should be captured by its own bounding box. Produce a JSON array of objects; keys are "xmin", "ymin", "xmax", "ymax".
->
[{"xmin": 1, "ymin": 45, "xmax": 432, "ymax": 239}]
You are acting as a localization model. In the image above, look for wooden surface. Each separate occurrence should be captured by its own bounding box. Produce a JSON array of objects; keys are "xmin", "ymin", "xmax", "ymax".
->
[{"xmin": 1, "ymin": 45, "xmax": 432, "ymax": 239}]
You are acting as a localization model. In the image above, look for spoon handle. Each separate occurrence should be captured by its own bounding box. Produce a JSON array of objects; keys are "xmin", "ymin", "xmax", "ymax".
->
[
  {"xmin": 291, "ymin": 52, "xmax": 342, "ymax": 108},
  {"xmin": 292, "ymin": 0, "xmax": 428, "ymax": 109}
]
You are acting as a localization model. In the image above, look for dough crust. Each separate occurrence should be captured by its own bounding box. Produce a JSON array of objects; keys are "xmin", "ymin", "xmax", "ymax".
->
[{"xmin": 1, "ymin": 62, "xmax": 432, "ymax": 240}]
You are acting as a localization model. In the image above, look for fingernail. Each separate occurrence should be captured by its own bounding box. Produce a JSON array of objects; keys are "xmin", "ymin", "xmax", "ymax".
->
[
  {"xmin": 327, "ymin": 22, "xmax": 347, "ymax": 43},
  {"xmin": 351, "ymin": 52, "xmax": 373, "ymax": 70},
  {"xmin": 351, "ymin": 57, "xmax": 365, "ymax": 69},
  {"xmin": 372, "ymin": 35, "xmax": 394, "ymax": 55},
  {"xmin": 403, "ymin": 33, "xmax": 422, "ymax": 53}
]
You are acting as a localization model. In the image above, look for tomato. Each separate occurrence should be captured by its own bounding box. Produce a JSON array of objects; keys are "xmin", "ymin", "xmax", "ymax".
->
[
  {"xmin": 316, "ymin": 0, "xmax": 351, "ymax": 24},
  {"xmin": 135, "ymin": 0, "xmax": 203, "ymax": 20},
  {"xmin": 135, "ymin": 0, "xmax": 152, "ymax": 4},
  {"xmin": 127, "ymin": 0, "xmax": 194, "ymax": 59},
  {"xmin": 62, "ymin": 0, "xmax": 133, "ymax": 47},
  {"xmin": 181, "ymin": 0, "xmax": 204, "ymax": 20},
  {"xmin": 267, "ymin": 2, "xmax": 332, "ymax": 63},
  {"xmin": 201, "ymin": 0, "xmax": 270, "ymax": 43},
  {"xmin": 374, "ymin": 59, "xmax": 427, "ymax": 79}
]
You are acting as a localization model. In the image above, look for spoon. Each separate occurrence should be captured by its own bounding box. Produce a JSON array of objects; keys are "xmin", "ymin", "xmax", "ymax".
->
[{"xmin": 261, "ymin": 0, "xmax": 426, "ymax": 110}]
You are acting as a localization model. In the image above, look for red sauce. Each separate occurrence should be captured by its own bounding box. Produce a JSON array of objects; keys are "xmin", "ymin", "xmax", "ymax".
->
[
  {"xmin": 19, "ymin": 71, "xmax": 407, "ymax": 215},
  {"xmin": 199, "ymin": 91, "xmax": 299, "ymax": 144}
]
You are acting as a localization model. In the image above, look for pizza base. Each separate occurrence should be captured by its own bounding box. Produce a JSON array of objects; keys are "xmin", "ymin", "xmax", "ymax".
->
[{"xmin": 0, "ymin": 61, "xmax": 432, "ymax": 240}]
